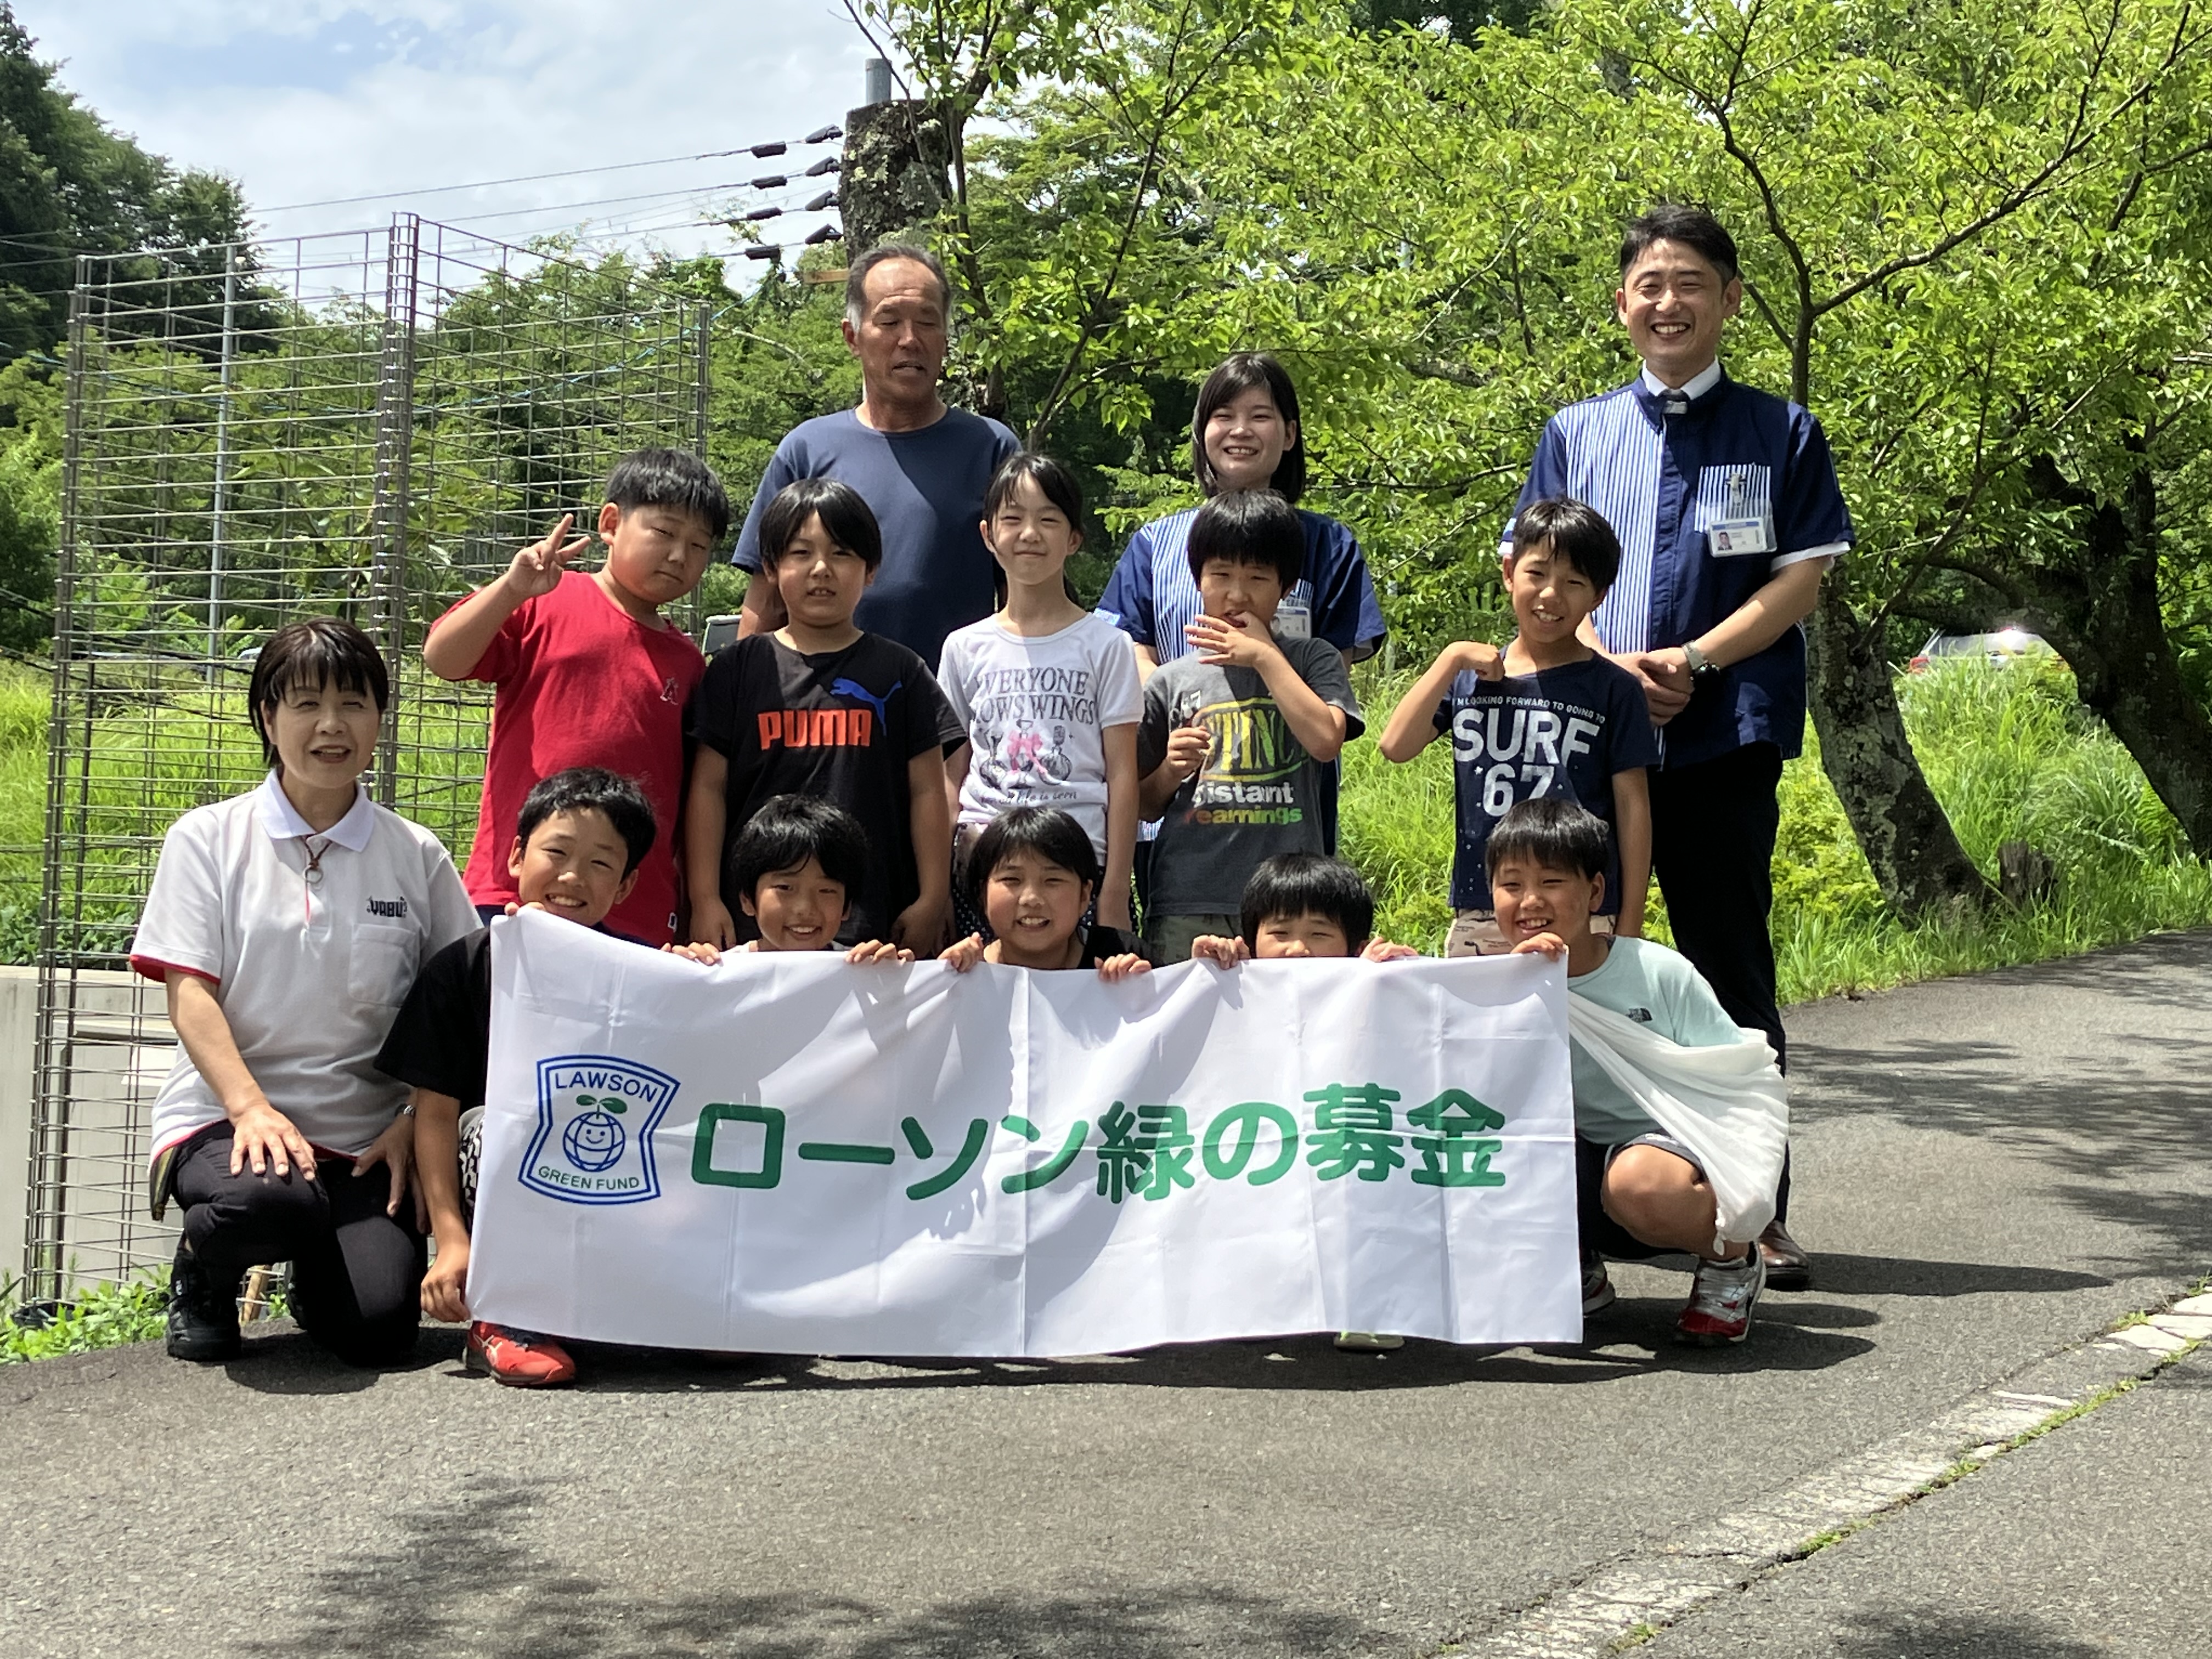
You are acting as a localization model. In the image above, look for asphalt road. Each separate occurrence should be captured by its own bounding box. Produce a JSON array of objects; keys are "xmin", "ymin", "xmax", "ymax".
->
[{"xmin": 6, "ymin": 932, "xmax": 2208, "ymax": 1659}]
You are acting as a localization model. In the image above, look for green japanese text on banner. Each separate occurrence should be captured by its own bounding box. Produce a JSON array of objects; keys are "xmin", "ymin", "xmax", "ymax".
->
[{"xmin": 467, "ymin": 909, "xmax": 1581, "ymax": 1355}]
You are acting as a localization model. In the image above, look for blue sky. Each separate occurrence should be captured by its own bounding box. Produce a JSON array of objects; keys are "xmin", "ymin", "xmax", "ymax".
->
[{"xmin": 19, "ymin": 2, "xmax": 873, "ymax": 272}]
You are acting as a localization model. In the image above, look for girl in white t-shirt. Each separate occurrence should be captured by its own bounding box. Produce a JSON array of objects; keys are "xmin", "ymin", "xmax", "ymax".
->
[
  {"xmin": 131, "ymin": 618, "xmax": 476, "ymax": 1367},
  {"xmin": 938, "ymin": 453, "xmax": 1143, "ymax": 939}
]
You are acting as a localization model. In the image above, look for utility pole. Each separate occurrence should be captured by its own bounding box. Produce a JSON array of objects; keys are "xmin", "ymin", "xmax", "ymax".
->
[{"xmin": 837, "ymin": 58, "xmax": 950, "ymax": 255}]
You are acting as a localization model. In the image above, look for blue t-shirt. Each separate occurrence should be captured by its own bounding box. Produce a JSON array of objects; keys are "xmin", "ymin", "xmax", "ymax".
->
[
  {"xmin": 734, "ymin": 407, "xmax": 1022, "ymax": 669},
  {"xmin": 1437, "ymin": 656, "xmax": 1657, "ymax": 911},
  {"xmin": 1095, "ymin": 506, "xmax": 1386, "ymax": 663},
  {"xmin": 1506, "ymin": 369, "xmax": 1853, "ymax": 768}
]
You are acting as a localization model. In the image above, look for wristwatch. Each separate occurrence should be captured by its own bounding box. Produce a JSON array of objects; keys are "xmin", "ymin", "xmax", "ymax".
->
[{"xmin": 1681, "ymin": 642, "xmax": 1722, "ymax": 678}]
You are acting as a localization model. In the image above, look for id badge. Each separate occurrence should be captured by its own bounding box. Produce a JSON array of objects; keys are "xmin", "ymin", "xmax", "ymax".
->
[
  {"xmin": 1707, "ymin": 515, "xmax": 1775, "ymax": 557},
  {"xmin": 1274, "ymin": 596, "xmax": 1313, "ymax": 640}
]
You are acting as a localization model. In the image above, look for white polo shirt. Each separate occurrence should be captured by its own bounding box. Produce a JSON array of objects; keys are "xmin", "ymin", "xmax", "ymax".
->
[{"xmin": 131, "ymin": 773, "xmax": 477, "ymax": 1159}]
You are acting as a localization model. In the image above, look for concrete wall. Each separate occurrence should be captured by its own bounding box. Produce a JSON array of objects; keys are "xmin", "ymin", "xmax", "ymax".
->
[
  {"xmin": 0, "ymin": 966, "xmax": 31, "ymax": 1291},
  {"xmin": 1, "ymin": 964, "xmax": 180, "ymax": 1297}
]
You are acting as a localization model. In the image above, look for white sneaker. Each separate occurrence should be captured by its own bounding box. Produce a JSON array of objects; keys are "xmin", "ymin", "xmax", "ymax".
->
[
  {"xmin": 1334, "ymin": 1331, "xmax": 1405, "ymax": 1352},
  {"xmin": 1676, "ymin": 1250, "xmax": 1764, "ymax": 1346},
  {"xmin": 1581, "ymin": 1249, "xmax": 1617, "ymax": 1315}
]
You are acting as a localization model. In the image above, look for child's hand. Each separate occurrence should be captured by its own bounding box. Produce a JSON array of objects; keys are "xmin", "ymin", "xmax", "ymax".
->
[
  {"xmin": 846, "ymin": 939, "xmax": 915, "ymax": 964},
  {"xmin": 1097, "ymin": 952, "xmax": 1152, "ymax": 981},
  {"xmin": 1189, "ymin": 934, "xmax": 1249, "ymax": 967},
  {"xmin": 662, "ymin": 941, "xmax": 721, "ymax": 966},
  {"xmin": 1096, "ymin": 890, "xmax": 1135, "ymax": 932},
  {"xmin": 939, "ymin": 933, "xmax": 985, "ymax": 972},
  {"xmin": 503, "ymin": 513, "xmax": 591, "ymax": 601},
  {"xmin": 420, "ymin": 1235, "xmax": 471, "ymax": 1324},
  {"xmin": 1361, "ymin": 938, "xmax": 1421, "ymax": 962},
  {"xmin": 1186, "ymin": 611, "xmax": 1276, "ymax": 669},
  {"xmin": 353, "ymin": 1112, "xmax": 424, "ymax": 1228},
  {"xmin": 1447, "ymin": 640, "xmax": 1505, "ymax": 681},
  {"xmin": 1163, "ymin": 723, "xmax": 1211, "ymax": 783},
  {"xmin": 892, "ymin": 895, "xmax": 947, "ymax": 953},
  {"xmin": 687, "ymin": 896, "xmax": 738, "ymax": 951},
  {"xmin": 1509, "ymin": 932, "xmax": 1568, "ymax": 961}
]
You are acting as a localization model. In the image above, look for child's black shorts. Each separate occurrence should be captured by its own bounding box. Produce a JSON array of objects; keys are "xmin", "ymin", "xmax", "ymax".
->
[{"xmin": 1575, "ymin": 1131, "xmax": 1706, "ymax": 1260}]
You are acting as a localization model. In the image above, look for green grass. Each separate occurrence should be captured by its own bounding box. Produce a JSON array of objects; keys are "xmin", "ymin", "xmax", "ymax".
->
[
  {"xmin": 1341, "ymin": 658, "xmax": 2212, "ymax": 1005},
  {"xmin": 0, "ymin": 1272, "xmax": 170, "ymax": 1363}
]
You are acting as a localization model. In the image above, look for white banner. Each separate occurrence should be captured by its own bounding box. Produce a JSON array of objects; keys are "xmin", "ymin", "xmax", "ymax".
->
[{"xmin": 469, "ymin": 910, "xmax": 1581, "ymax": 1356}]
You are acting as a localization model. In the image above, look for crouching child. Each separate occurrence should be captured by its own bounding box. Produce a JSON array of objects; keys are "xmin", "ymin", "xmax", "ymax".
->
[
  {"xmin": 1187, "ymin": 852, "xmax": 1419, "ymax": 965},
  {"xmin": 1493, "ymin": 798, "xmax": 1787, "ymax": 1346},
  {"xmin": 375, "ymin": 767, "xmax": 715, "ymax": 1387}
]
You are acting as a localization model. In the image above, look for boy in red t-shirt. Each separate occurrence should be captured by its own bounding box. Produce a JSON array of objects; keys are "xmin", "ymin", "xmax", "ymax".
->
[{"xmin": 425, "ymin": 448, "xmax": 730, "ymax": 944}]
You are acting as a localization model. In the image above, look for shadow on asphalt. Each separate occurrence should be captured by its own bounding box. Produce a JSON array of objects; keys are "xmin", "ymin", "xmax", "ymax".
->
[
  {"xmin": 228, "ymin": 1475, "xmax": 1374, "ymax": 1658},
  {"xmin": 1807, "ymin": 1255, "xmax": 2110, "ymax": 1297},
  {"xmin": 1826, "ymin": 1610, "xmax": 2112, "ymax": 1657},
  {"xmin": 1790, "ymin": 932, "xmax": 2212, "ymax": 1275},
  {"xmin": 219, "ymin": 1324, "xmax": 464, "ymax": 1395}
]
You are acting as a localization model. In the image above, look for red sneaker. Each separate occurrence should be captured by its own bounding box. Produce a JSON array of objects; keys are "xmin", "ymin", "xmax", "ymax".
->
[
  {"xmin": 465, "ymin": 1322, "xmax": 577, "ymax": 1386},
  {"xmin": 1675, "ymin": 1251, "xmax": 1765, "ymax": 1346}
]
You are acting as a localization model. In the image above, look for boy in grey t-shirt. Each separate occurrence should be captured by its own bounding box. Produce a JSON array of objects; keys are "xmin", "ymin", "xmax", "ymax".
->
[{"xmin": 1136, "ymin": 490, "xmax": 1363, "ymax": 965}]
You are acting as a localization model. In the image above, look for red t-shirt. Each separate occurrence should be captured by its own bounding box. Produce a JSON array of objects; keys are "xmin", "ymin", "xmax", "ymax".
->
[{"xmin": 447, "ymin": 571, "xmax": 704, "ymax": 943}]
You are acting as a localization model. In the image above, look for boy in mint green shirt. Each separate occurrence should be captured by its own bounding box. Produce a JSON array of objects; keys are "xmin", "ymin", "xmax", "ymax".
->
[{"xmin": 1493, "ymin": 797, "xmax": 1767, "ymax": 1346}]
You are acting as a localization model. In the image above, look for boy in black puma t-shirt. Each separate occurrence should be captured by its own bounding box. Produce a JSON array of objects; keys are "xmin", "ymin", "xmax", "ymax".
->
[{"xmin": 685, "ymin": 478, "xmax": 962, "ymax": 950}]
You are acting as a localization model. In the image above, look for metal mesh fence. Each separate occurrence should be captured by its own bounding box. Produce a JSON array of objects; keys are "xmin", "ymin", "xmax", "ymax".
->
[{"xmin": 24, "ymin": 216, "xmax": 708, "ymax": 1301}]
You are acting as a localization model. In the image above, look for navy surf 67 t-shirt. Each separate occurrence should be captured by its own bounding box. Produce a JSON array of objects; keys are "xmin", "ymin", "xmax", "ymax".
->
[{"xmin": 1436, "ymin": 654, "xmax": 1657, "ymax": 912}]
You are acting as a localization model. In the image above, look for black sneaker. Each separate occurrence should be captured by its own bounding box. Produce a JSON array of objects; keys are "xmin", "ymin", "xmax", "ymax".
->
[{"xmin": 166, "ymin": 1257, "xmax": 242, "ymax": 1362}]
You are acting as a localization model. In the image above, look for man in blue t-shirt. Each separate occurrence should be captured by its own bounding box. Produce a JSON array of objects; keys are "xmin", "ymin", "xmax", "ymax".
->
[
  {"xmin": 1503, "ymin": 205, "xmax": 1855, "ymax": 1289},
  {"xmin": 732, "ymin": 244, "xmax": 1020, "ymax": 669}
]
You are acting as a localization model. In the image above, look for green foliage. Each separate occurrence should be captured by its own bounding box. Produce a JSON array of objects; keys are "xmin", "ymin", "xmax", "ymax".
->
[
  {"xmin": 0, "ymin": 4, "xmax": 262, "ymax": 362},
  {"xmin": 0, "ymin": 1271, "xmax": 168, "ymax": 1363}
]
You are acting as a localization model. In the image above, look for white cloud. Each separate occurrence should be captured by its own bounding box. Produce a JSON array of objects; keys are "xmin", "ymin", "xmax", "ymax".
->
[{"xmin": 18, "ymin": 1, "xmax": 872, "ymax": 269}]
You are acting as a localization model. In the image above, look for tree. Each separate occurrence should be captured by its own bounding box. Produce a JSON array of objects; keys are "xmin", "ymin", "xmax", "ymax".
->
[{"xmin": 0, "ymin": 4, "xmax": 261, "ymax": 362}]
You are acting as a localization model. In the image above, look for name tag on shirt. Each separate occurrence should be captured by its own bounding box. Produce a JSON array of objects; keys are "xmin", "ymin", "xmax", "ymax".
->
[
  {"xmin": 1707, "ymin": 516, "xmax": 1775, "ymax": 556},
  {"xmin": 1273, "ymin": 596, "xmax": 1313, "ymax": 640},
  {"xmin": 1697, "ymin": 464, "xmax": 1776, "ymax": 557}
]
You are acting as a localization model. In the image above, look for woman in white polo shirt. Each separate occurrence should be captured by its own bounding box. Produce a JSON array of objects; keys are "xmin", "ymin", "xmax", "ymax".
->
[{"xmin": 132, "ymin": 618, "xmax": 477, "ymax": 1365}]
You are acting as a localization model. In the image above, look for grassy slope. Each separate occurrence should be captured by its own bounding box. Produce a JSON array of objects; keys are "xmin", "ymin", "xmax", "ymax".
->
[{"xmin": 1342, "ymin": 659, "xmax": 2212, "ymax": 1004}]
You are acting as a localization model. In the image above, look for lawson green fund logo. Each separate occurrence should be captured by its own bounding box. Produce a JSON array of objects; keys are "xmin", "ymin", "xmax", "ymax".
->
[{"xmin": 524, "ymin": 1056, "xmax": 679, "ymax": 1205}]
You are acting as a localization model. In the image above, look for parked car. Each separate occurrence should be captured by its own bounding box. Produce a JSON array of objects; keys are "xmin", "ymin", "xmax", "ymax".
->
[{"xmin": 1906, "ymin": 628, "xmax": 2061, "ymax": 673}]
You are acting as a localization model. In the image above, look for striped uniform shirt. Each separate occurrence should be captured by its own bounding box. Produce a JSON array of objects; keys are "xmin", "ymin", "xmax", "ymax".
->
[{"xmin": 1504, "ymin": 363, "xmax": 1853, "ymax": 768}]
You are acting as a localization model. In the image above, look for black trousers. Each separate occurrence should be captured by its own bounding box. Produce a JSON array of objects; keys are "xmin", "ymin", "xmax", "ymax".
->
[
  {"xmin": 1647, "ymin": 741, "xmax": 1793, "ymax": 1225},
  {"xmin": 173, "ymin": 1121, "xmax": 426, "ymax": 1365}
]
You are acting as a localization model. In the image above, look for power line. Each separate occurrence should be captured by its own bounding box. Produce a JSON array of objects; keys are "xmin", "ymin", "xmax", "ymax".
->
[{"xmin": 254, "ymin": 128, "xmax": 843, "ymax": 216}]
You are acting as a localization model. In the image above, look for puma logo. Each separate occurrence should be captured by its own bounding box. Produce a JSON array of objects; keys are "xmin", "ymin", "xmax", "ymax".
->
[{"xmin": 832, "ymin": 676, "xmax": 899, "ymax": 729}]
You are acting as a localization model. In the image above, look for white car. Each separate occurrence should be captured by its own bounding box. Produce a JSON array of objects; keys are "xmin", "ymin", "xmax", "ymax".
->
[{"xmin": 1906, "ymin": 627, "xmax": 2060, "ymax": 673}]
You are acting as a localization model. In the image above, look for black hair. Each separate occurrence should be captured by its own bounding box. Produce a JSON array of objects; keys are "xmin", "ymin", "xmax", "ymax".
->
[
  {"xmin": 515, "ymin": 768, "xmax": 657, "ymax": 875},
  {"xmin": 758, "ymin": 477, "xmax": 884, "ymax": 573},
  {"xmin": 730, "ymin": 794, "xmax": 870, "ymax": 904},
  {"xmin": 247, "ymin": 617, "xmax": 389, "ymax": 769},
  {"xmin": 1191, "ymin": 352, "xmax": 1306, "ymax": 502},
  {"xmin": 1239, "ymin": 853, "xmax": 1374, "ymax": 952},
  {"xmin": 1186, "ymin": 489, "xmax": 1306, "ymax": 591},
  {"xmin": 844, "ymin": 242, "xmax": 953, "ymax": 326},
  {"xmin": 1619, "ymin": 204, "xmax": 1740, "ymax": 285},
  {"xmin": 1509, "ymin": 498, "xmax": 1622, "ymax": 596},
  {"xmin": 606, "ymin": 447, "xmax": 731, "ymax": 541},
  {"xmin": 983, "ymin": 451, "xmax": 1086, "ymax": 534},
  {"xmin": 1487, "ymin": 798, "xmax": 1612, "ymax": 883},
  {"xmin": 964, "ymin": 806, "xmax": 1098, "ymax": 914}
]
